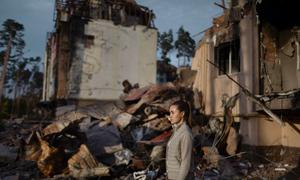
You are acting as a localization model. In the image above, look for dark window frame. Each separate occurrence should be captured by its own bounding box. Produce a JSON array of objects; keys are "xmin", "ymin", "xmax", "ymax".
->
[{"xmin": 215, "ymin": 39, "xmax": 240, "ymax": 75}]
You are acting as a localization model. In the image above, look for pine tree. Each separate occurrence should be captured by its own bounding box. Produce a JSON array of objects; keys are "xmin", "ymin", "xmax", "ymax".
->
[
  {"xmin": 0, "ymin": 19, "xmax": 25, "ymax": 105},
  {"xmin": 174, "ymin": 26, "xmax": 195, "ymax": 66},
  {"xmin": 158, "ymin": 29, "xmax": 174, "ymax": 63}
]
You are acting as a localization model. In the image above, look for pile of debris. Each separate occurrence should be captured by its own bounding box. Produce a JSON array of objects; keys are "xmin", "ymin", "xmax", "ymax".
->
[
  {"xmin": 1, "ymin": 82, "xmax": 194, "ymax": 179},
  {"xmin": 1, "ymin": 82, "xmax": 299, "ymax": 179}
]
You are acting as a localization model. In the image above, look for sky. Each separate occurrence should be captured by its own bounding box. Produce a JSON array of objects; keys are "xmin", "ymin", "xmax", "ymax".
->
[
  {"xmin": 137, "ymin": 0, "xmax": 222, "ymax": 39},
  {"xmin": 0, "ymin": 0, "xmax": 54, "ymax": 60},
  {"xmin": 0, "ymin": 0, "xmax": 222, "ymax": 67}
]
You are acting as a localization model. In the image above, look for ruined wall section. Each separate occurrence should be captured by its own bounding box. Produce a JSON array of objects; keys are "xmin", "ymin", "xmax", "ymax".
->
[
  {"xmin": 279, "ymin": 29, "xmax": 300, "ymax": 91},
  {"xmin": 68, "ymin": 19, "xmax": 157, "ymax": 100},
  {"xmin": 42, "ymin": 34, "xmax": 58, "ymax": 101},
  {"xmin": 260, "ymin": 23, "xmax": 299, "ymax": 94},
  {"xmin": 57, "ymin": 23, "xmax": 72, "ymax": 99},
  {"xmin": 191, "ymin": 0, "xmax": 300, "ymax": 148},
  {"xmin": 192, "ymin": 39, "xmax": 215, "ymax": 115}
]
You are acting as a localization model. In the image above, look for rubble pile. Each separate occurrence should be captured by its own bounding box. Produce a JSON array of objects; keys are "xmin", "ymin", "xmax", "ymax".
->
[
  {"xmin": 0, "ymin": 82, "xmax": 299, "ymax": 179},
  {"xmin": 0, "ymin": 82, "xmax": 192, "ymax": 179}
]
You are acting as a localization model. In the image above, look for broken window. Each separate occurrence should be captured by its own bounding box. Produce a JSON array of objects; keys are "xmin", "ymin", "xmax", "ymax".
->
[{"xmin": 215, "ymin": 40, "xmax": 240, "ymax": 75}]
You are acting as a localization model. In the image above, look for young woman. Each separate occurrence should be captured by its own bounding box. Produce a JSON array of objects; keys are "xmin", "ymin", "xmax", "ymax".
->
[{"xmin": 166, "ymin": 100, "xmax": 193, "ymax": 180}]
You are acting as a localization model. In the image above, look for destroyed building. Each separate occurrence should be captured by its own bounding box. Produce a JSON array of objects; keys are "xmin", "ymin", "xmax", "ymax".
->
[
  {"xmin": 192, "ymin": 0, "xmax": 300, "ymax": 149},
  {"xmin": 3, "ymin": 0, "xmax": 300, "ymax": 179},
  {"xmin": 42, "ymin": 0, "xmax": 157, "ymax": 102}
]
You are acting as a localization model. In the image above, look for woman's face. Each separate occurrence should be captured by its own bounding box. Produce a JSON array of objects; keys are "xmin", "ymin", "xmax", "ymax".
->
[{"xmin": 169, "ymin": 105, "xmax": 184, "ymax": 125}]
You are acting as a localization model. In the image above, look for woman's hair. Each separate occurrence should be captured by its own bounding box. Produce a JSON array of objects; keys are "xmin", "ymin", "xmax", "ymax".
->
[{"xmin": 171, "ymin": 100, "xmax": 192, "ymax": 127}]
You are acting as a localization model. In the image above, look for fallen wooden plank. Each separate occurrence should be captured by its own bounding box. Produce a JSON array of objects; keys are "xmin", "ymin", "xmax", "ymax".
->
[
  {"xmin": 68, "ymin": 144, "xmax": 110, "ymax": 178},
  {"xmin": 43, "ymin": 111, "xmax": 88, "ymax": 136}
]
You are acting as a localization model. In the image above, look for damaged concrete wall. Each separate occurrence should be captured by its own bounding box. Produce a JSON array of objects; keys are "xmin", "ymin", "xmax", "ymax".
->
[
  {"xmin": 57, "ymin": 24, "xmax": 71, "ymax": 99},
  {"xmin": 279, "ymin": 29, "xmax": 300, "ymax": 91},
  {"xmin": 260, "ymin": 24, "xmax": 300, "ymax": 93},
  {"xmin": 243, "ymin": 117, "xmax": 300, "ymax": 147},
  {"xmin": 237, "ymin": 2, "xmax": 260, "ymax": 146},
  {"xmin": 192, "ymin": 40, "xmax": 214, "ymax": 114},
  {"xmin": 192, "ymin": 37, "xmax": 242, "ymax": 116},
  {"xmin": 68, "ymin": 19, "xmax": 157, "ymax": 100},
  {"xmin": 250, "ymin": 26, "xmax": 300, "ymax": 147},
  {"xmin": 192, "ymin": 12, "xmax": 252, "ymax": 117},
  {"xmin": 43, "ymin": 0, "xmax": 157, "ymax": 101},
  {"xmin": 241, "ymin": 23, "xmax": 300, "ymax": 146},
  {"xmin": 43, "ymin": 35, "xmax": 57, "ymax": 101}
]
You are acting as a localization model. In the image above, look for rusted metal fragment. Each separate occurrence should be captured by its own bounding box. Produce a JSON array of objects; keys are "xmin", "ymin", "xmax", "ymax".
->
[
  {"xmin": 126, "ymin": 83, "xmax": 176, "ymax": 114},
  {"xmin": 42, "ymin": 111, "xmax": 88, "ymax": 136},
  {"xmin": 124, "ymin": 86, "xmax": 150, "ymax": 101},
  {"xmin": 138, "ymin": 130, "xmax": 172, "ymax": 145},
  {"xmin": 37, "ymin": 136, "xmax": 67, "ymax": 177},
  {"xmin": 68, "ymin": 144, "xmax": 109, "ymax": 177}
]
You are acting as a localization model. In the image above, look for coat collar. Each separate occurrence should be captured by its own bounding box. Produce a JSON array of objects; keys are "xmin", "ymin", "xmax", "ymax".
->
[{"xmin": 172, "ymin": 121, "xmax": 188, "ymax": 132}]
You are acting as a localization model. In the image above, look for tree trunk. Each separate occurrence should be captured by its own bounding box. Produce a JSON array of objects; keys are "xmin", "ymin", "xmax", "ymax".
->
[
  {"xmin": 10, "ymin": 83, "xmax": 18, "ymax": 119},
  {"xmin": 16, "ymin": 86, "xmax": 21, "ymax": 117},
  {"xmin": 0, "ymin": 35, "xmax": 12, "ymax": 108}
]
